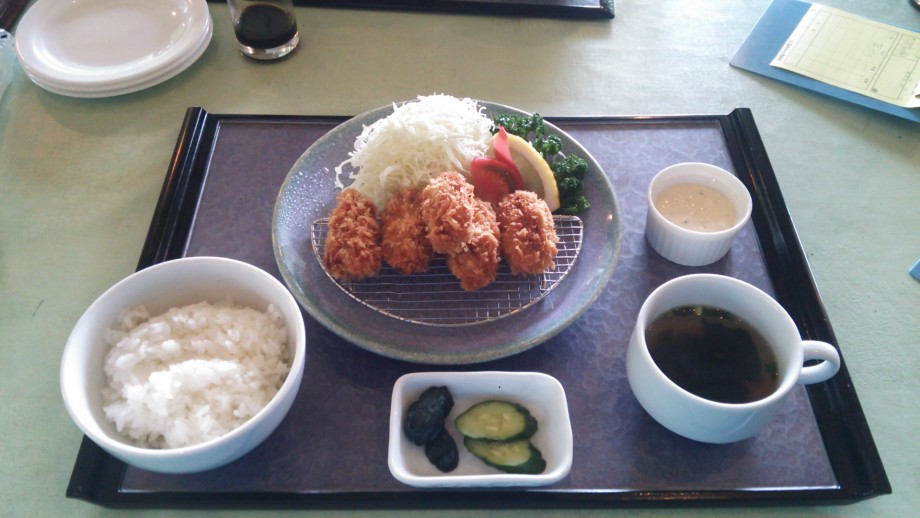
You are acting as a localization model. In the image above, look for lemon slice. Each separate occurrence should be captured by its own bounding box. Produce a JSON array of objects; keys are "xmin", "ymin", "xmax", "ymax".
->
[{"xmin": 500, "ymin": 134, "xmax": 560, "ymax": 212}]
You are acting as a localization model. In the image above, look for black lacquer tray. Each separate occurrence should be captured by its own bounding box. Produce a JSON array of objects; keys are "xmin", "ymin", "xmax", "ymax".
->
[
  {"xmin": 65, "ymin": 108, "xmax": 889, "ymax": 508},
  {"xmin": 207, "ymin": 0, "xmax": 614, "ymax": 20}
]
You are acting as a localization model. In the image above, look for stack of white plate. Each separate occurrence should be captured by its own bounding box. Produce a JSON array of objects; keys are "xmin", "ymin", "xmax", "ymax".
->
[{"xmin": 15, "ymin": 0, "xmax": 212, "ymax": 98}]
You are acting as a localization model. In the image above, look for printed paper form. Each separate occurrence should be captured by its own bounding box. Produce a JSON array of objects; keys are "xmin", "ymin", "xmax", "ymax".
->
[{"xmin": 770, "ymin": 4, "xmax": 920, "ymax": 108}]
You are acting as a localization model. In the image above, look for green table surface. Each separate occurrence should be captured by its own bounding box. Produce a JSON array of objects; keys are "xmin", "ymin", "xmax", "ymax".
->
[{"xmin": 2, "ymin": 0, "xmax": 917, "ymax": 516}]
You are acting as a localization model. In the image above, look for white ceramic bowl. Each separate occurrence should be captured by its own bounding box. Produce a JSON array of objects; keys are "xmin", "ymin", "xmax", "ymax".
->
[
  {"xmin": 645, "ymin": 162, "xmax": 753, "ymax": 266},
  {"xmin": 60, "ymin": 256, "xmax": 306, "ymax": 474},
  {"xmin": 388, "ymin": 371, "xmax": 573, "ymax": 488}
]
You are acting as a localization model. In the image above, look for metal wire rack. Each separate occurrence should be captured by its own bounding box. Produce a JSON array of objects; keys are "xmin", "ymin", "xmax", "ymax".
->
[{"xmin": 311, "ymin": 216, "xmax": 583, "ymax": 326}]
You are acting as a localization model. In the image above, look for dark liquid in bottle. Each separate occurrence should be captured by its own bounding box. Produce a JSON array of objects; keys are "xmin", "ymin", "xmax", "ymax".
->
[
  {"xmin": 234, "ymin": 4, "xmax": 298, "ymax": 49},
  {"xmin": 645, "ymin": 305, "xmax": 780, "ymax": 404}
]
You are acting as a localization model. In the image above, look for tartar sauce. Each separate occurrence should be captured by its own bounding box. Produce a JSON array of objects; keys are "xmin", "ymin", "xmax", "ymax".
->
[{"xmin": 654, "ymin": 183, "xmax": 737, "ymax": 232}]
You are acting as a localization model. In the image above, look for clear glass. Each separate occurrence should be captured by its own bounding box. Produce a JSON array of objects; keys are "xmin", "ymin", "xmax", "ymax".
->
[{"xmin": 226, "ymin": 0, "xmax": 299, "ymax": 61}]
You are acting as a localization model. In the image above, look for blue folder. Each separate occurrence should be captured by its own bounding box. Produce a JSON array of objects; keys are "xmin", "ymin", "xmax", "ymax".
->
[{"xmin": 730, "ymin": 0, "xmax": 920, "ymax": 123}]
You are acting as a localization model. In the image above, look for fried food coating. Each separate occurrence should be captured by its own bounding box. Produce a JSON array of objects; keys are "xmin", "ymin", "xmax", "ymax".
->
[
  {"xmin": 380, "ymin": 187, "xmax": 433, "ymax": 275},
  {"xmin": 323, "ymin": 188, "xmax": 382, "ymax": 281},
  {"xmin": 419, "ymin": 171, "xmax": 476, "ymax": 254},
  {"xmin": 496, "ymin": 191, "xmax": 559, "ymax": 275},
  {"xmin": 447, "ymin": 198, "xmax": 500, "ymax": 291}
]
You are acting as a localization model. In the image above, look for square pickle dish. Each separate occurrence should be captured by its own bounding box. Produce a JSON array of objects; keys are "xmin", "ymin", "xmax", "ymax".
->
[{"xmin": 388, "ymin": 371, "xmax": 573, "ymax": 488}]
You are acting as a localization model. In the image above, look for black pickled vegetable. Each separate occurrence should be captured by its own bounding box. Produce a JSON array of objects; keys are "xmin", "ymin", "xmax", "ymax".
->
[
  {"xmin": 463, "ymin": 437, "xmax": 547, "ymax": 475},
  {"xmin": 454, "ymin": 400, "xmax": 538, "ymax": 442},
  {"xmin": 424, "ymin": 429, "xmax": 460, "ymax": 472},
  {"xmin": 403, "ymin": 386, "xmax": 454, "ymax": 446}
]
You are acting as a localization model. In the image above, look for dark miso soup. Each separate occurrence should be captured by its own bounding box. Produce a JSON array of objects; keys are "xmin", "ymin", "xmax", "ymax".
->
[{"xmin": 645, "ymin": 305, "xmax": 779, "ymax": 404}]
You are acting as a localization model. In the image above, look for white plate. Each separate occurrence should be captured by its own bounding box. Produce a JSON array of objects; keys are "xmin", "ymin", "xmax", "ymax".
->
[
  {"xmin": 15, "ymin": 0, "xmax": 211, "ymax": 93},
  {"xmin": 388, "ymin": 371, "xmax": 573, "ymax": 488},
  {"xmin": 20, "ymin": 16, "xmax": 212, "ymax": 98},
  {"xmin": 19, "ymin": 13, "xmax": 212, "ymax": 93}
]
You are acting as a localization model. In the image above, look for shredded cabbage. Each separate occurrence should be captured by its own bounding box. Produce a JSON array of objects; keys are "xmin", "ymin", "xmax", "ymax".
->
[{"xmin": 335, "ymin": 95, "xmax": 493, "ymax": 208}]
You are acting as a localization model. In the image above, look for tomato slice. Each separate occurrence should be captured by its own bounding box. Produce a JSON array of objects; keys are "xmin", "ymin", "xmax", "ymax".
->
[
  {"xmin": 470, "ymin": 157, "xmax": 515, "ymax": 204},
  {"xmin": 492, "ymin": 127, "xmax": 524, "ymax": 190}
]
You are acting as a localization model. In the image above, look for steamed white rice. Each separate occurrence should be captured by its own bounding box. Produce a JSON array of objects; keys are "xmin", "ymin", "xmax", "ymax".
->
[{"xmin": 101, "ymin": 301, "xmax": 290, "ymax": 449}]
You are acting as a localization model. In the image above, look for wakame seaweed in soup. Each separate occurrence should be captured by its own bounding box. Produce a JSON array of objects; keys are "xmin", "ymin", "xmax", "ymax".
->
[{"xmin": 645, "ymin": 305, "xmax": 780, "ymax": 404}]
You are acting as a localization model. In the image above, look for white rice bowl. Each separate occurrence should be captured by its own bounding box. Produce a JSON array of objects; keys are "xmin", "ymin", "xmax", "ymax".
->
[
  {"xmin": 61, "ymin": 257, "xmax": 307, "ymax": 474},
  {"xmin": 102, "ymin": 301, "xmax": 290, "ymax": 449}
]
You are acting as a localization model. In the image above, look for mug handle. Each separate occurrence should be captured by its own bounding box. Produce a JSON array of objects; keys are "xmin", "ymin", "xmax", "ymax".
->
[{"xmin": 798, "ymin": 340, "xmax": 841, "ymax": 384}]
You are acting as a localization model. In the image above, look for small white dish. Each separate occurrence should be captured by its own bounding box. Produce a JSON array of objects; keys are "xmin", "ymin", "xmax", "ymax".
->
[
  {"xmin": 645, "ymin": 162, "xmax": 753, "ymax": 266},
  {"xmin": 388, "ymin": 371, "xmax": 573, "ymax": 488}
]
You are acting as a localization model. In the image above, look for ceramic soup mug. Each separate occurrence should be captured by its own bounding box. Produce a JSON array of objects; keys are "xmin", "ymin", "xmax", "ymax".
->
[{"xmin": 626, "ymin": 274, "xmax": 840, "ymax": 444}]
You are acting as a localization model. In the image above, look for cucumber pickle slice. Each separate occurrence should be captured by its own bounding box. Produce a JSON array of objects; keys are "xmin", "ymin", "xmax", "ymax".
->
[
  {"xmin": 454, "ymin": 400, "xmax": 538, "ymax": 441},
  {"xmin": 463, "ymin": 437, "xmax": 547, "ymax": 475}
]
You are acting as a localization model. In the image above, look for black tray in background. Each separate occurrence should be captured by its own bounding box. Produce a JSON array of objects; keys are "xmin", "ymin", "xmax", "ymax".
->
[
  {"xmin": 65, "ymin": 108, "xmax": 889, "ymax": 508},
  {"xmin": 212, "ymin": 0, "xmax": 615, "ymax": 20}
]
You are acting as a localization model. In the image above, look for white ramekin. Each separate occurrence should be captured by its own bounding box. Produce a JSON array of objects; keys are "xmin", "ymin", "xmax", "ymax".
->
[{"xmin": 645, "ymin": 162, "xmax": 752, "ymax": 266}]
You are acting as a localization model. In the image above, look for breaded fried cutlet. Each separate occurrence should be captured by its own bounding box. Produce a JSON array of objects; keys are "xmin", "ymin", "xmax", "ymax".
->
[
  {"xmin": 447, "ymin": 198, "xmax": 500, "ymax": 291},
  {"xmin": 496, "ymin": 191, "xmax": 558, "ymax": 275},
  {"xmin": 380, "ymin": 187, "xmax": 433, "ymax": 275},
  {"xmin": 323, "ymin": 188, "xmax": 382, "ymax": 281},
  {"xmin": 419, "ymin": 171, "xmax": 476, "ymax": 255}
]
